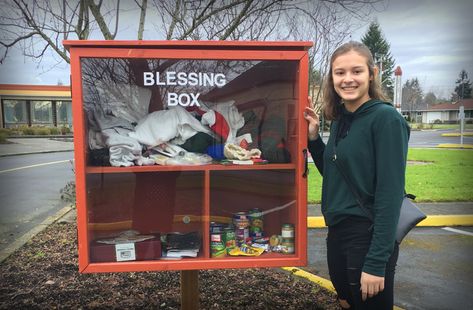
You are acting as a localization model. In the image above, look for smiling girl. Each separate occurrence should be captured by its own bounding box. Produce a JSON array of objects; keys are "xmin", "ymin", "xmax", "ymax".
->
[{"xmin": 304, "ymin": 41, "xmax": 410, "ymax": 309}]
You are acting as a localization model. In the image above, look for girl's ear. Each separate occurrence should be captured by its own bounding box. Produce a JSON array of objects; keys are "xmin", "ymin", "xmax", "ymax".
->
[{"xmin": 372, "ymin": 66, "xmax": 379, "ymax": 80}]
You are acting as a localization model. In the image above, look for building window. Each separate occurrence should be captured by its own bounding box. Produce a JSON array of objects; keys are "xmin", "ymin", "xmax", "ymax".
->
[
  {"xmin": 3, "ymin": 100, "xmax": 28, "ymax": 128},
  {"xmin": 30, "ymin": 100, "xmax": 53, "ymax": 125},
  {"xmin": 56, "ymin": 101, "xmax": 73, "ymax": 128}
]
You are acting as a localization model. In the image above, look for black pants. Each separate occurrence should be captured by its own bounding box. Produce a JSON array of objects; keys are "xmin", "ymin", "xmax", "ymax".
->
[{"xmin": 327, "ymin": 216, "xmax": 399, "ymax": 310}]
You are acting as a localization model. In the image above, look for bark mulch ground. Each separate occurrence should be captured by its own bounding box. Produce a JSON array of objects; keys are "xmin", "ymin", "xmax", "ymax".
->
[{"xmin": 0, "ymin": 220, "xmax": 339, "ymax": 309}]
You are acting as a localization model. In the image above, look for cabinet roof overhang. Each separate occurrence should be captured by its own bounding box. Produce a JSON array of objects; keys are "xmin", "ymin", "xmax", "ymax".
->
[{"xmin": 63, "ymin": 40, "xmax": 313, "ymax": 51}]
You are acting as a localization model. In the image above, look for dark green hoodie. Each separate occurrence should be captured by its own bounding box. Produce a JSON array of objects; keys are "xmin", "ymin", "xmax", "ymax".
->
[{"xmin": 308, "ymin": 99, "xmax": 410, "ymax": 276}]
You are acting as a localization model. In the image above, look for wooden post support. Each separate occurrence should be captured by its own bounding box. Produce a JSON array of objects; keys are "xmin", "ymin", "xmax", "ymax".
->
[{"xmin": 180, "ymin": 270, "xmax": 199, "ymax": 310}]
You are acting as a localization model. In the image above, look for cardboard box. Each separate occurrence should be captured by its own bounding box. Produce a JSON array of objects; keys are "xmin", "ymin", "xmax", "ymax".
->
[{"xmin": 90, "ymin": 234, "xmax": 161, "ymax": 262}]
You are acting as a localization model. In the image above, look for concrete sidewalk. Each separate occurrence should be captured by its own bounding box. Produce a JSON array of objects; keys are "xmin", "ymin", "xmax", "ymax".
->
[{"xmin": 0, "ymin": 137, "xmax": 74, "ymax": 157}]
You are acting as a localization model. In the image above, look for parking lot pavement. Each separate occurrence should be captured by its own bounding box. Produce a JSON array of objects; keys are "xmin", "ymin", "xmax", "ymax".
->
[
  {"xmin": 305, "ymin": 226, "xmax": 473, "ymax": 310},
  {"xmin": 0, "ymin": 137, "xmax": 73, "ymax": 157}
]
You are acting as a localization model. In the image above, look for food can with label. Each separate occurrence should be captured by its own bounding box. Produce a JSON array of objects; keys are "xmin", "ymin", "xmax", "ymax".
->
[
  {"xmin": 233, "ymin": 212, "xmax": 250, "ymax": 245},
  {"xmin": 210, "ymin": 232, "xmax": 226, "ymax": 258},
  {"xmin": 210, "ymin": 222, "xmax": 225, "ymax": 234},
  {"xmin": 223, "ymin": 227, "xmax": 236, "ymax": 254},
  {"xmin": 249, "ymin": 208, "xmax": 264, "ymax": 238},
  {"xmin": 281, "ymin": 223, "xmax": 295, "ymax": 238},
  {"xmin": 281, "ymin": 237, "xmax": 295, "ymax": 254}
]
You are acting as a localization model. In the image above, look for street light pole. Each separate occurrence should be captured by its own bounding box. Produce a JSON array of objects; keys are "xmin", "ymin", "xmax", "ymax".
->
[
  {"xmin": 460, "ymin": 72, "xmax": 465, "ymax": 146},
  {"xmin": 375, "ymin": 53, "xmax": 384, "ymax": 84},
  {"xmin": 394, "ymin": 66, "xmax": 403, "ymax": 113}
]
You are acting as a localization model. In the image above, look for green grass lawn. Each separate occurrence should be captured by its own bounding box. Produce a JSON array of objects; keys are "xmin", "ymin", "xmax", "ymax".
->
[{"xmin": 307, "ymin": 148, "xmax": 473, "ymax": 203}]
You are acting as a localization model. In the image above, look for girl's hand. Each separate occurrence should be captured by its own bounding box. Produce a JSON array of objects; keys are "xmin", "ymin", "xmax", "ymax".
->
[
  {"xmin": 304, "ymin": 97, "xmax": 320, "ymax": 141},
  {"xmin": 360, "ymin": 272, "xmax": 385, "ymax": 301}
]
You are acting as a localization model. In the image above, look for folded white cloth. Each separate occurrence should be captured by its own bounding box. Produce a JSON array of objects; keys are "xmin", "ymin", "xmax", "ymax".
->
[
  {"xmin": 129, "ymin": 106, "xmax": 212, "ymax": 147},
  {"xmin": 102, "ymin": 128, "xmax": 142, "ymax": 167}
]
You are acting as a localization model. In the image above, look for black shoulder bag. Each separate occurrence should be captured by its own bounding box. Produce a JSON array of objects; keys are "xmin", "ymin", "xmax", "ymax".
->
[{"xmin": 332, "ymin": 143, "xmax": 426, "ymax": 243}]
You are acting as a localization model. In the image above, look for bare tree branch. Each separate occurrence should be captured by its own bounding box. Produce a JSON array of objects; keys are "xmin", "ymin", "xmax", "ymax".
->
[
  {"xmin": 0, "ymin": 0, "xmax": 384, "ymax": 83},
  {"xmin": 111, "ymin": 0, "xmax": 120, "ymax": 39},
  {"xmin": 137, "ymin": 0, "xmax": 147, "ymax": 40},
  {"xmin": 165, "ymin": 0, "xmax": 181, "ymax": 40},
  {"xmin": 0, "ymin": 31, "xmax": 38, "ymax": 64},
  {"xmin": 11, "ymin": 0, "xmax": 69, "ymax": 63},
  {"xmin": 87, "ymin": 0, "xmax": 113, "ymax": 39},
  {"xmin": 219, "ymin": 0, "xmax": 253, "ymax": 40}
]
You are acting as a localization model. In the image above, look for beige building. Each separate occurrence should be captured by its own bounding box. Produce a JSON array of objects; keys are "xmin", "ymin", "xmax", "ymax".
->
[
  {"xmin": 0, "ymin": 84, "xmax": 72, "ymax": 129},
  {"xmin": 414, "ymin": 99, "xmax": 473, "ymax": 124}
]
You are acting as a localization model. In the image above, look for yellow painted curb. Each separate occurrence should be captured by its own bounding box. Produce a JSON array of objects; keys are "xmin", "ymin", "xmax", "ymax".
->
[
  {"xmin": 308, "ymin": 215, "xmax": 473, "ymax": 228},
  {"xmin": 281, "ymin": 267, "xmax": 404, "ymax": 310},
  {"xmin": 307, "ymin": 216, "xmax": 326, "ymax": 227},
  {"xmin": 281, "ymin": 267, "xmax": 335, "ymax": 292},
  {"xmin": 417, "ymin": 215, "xmax": 473, "ymax": 226},
  {"xmin": 437, "ymin": 143, "xmax": 473, "ymax": 149},
  {"xmin": 441, "ymin": 133, "xmax": 473, "ymax": 137}
]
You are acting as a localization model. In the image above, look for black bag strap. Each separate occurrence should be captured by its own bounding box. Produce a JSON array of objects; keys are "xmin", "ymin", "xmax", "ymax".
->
[
  {"xmin": 332, "ymin": 142, "xmax": 416, "ymax": 224},
  {"xmin": 332, "ymin": 142, "xmax": 375, "ymax": 222}
]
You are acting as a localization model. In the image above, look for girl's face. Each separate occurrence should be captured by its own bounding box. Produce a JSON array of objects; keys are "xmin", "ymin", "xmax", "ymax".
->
[{"xmin": 332, "ymin": 50, "xmax": 373, "ymax": 110}]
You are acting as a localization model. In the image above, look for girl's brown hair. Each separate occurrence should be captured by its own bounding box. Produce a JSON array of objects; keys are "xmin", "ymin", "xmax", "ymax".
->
[{"xmin": 322, "ymin": 41, "xmax": 388, "ymax": 120}]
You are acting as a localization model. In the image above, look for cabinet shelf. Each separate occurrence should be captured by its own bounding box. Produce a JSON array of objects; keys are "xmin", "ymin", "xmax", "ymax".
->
[{"xmin": 85, "ymin": 163, "xmax": 297, "ymax": 174}]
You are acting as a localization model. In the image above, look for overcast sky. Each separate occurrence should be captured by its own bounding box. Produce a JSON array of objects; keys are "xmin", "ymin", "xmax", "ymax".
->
[
  {"xmin": 351, "ymin": 0, "xmax": 473, "ymax": 99},
  {"xmin": 0, "ymin": 0, "xmax": 471, "ymax": 99}
]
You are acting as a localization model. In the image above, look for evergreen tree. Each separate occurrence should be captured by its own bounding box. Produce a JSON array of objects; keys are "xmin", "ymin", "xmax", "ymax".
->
[
  {"xmin": 454, "ymin": 70, "xmax": 472, "ymax": 99},
  {"xmin": 361, "ymin": 21, "xmax": 395, "ymax": 100}
]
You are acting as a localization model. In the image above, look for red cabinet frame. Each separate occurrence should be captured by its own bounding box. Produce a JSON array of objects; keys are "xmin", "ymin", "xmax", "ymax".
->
[{"xmin": 64, "ymin": 40, "xmax": 312, "ymax": 273}]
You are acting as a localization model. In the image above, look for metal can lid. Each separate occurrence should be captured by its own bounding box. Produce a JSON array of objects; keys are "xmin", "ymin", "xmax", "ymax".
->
[
  {"xmin": 233, "ymin": 212, "xmax": 248, "ymax": 219},
  {"xmin": 282, "ymin": 223, "xmax": 294, "ymax": 229}
]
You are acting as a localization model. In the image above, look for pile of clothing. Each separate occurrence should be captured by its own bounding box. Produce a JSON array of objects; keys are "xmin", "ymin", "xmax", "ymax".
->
[{"xmin": 88, "ymin": 100, "xmax": 261, "ymax": 167}]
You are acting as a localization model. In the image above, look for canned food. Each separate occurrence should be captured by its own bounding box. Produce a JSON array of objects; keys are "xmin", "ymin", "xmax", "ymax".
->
[
  {"xmin": 281, "ymin": 237, "xmax": 295, "ymax": 254},
  {"xmin": 211, "ymin": 233, "xmax": 226, "ymax": 258},
  {"xmin": 235, "ymin": 227, "xmax": 249, "ymax": 246},
  {"xmin": 233, "ymin": 212, "xmax": 249, "ymax": 228},
  {"xmin": 233, "ymin": 212, "xmax": 248, "ymax": 220},
  {"xmin": 233, "ymin": 212, "xmax": 250, "ymax": 245},
  {"xmin": 281, "ymin": 223, "xmax": 295, "ymax": 238},
  {"xmin": 249, "ymin": 208, "xmax": 263, "ymax": 237},
  {"xmin": 223, "ymin": 227, "xmax": 236, "ymax": 254},
  {"xmin": 210, "ymin": 222, "xmax": 225, "ymax": 234}
]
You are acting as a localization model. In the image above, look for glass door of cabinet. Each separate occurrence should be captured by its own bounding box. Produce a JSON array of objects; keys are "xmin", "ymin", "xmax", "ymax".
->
[{"xmin": 67, "ymin": 40, "xmax": 310, "ymax": 272}]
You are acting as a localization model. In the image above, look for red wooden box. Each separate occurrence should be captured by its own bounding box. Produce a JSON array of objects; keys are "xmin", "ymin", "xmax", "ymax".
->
[{"xmin": 64, "ymin": 40, "xmax": 312, "ymax": 273}]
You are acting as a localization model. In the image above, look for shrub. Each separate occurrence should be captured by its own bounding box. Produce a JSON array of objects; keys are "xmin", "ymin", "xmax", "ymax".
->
[
  {"xmin": 0, "ymin": 132, "xmax": 7, "ymax": 143},
  {"xmin": 21, "ymin": 126, "xmax": 35, "ymax": 135},
  {"xmin": 60, "ymin": 126, "xmax": 71, "ymax": 134},
  {"xmin": 34, "ymin": 127, "xmax": 51, "ymax": 135},
  {"xmin": 0, "ymin": 128, "xmax": 12, "ymax": 136},
  {"xmin": 49, "ymin": 127, "xmax": 61, "ymax": 135}
]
